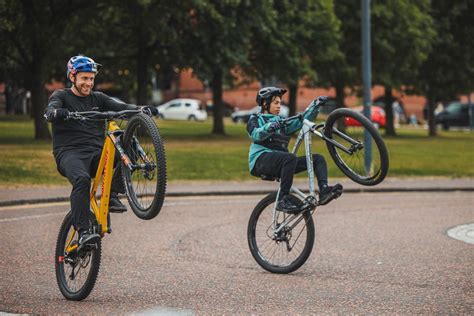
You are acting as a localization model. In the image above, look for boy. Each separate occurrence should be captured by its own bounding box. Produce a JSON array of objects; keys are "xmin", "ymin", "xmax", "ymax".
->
[{"xmin": 247, "ymin": 87, "xmax": 343, "ymax": 213}]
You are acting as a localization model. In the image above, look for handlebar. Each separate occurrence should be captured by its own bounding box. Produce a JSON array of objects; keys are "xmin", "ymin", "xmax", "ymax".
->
[
  {"xmin": 67, "ymin": 110, "xmax": 143, "ymax": 121},
  {"xmin": 278, "ymin": 96, "xmax": 329, "ymax": 127}
]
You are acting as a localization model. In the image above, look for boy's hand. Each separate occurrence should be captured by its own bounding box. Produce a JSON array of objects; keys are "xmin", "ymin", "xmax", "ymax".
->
[
  {"xmin": 267, "ymin": 121, "xmax": 281, "ymax": 133},
  {"xmin": 311, "ymin": 96, "xmax": 328, "ymax": 107}
]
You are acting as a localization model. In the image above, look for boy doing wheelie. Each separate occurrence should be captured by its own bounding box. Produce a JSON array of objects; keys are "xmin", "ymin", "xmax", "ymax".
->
[{"xmin": 247, "ymin": 87, "xmax": 343, "ymax": 214}]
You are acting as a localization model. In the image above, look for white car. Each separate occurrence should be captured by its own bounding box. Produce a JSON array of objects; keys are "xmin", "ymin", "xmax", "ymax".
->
[{"xmin": 157, "ymin": 98, "xmax": 208, "ymax": 121}]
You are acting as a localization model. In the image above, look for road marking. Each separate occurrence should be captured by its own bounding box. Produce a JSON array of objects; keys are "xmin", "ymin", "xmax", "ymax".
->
[
  {"xmin": 136, "ymin": 307, "xmax": 195, "ymax": 315},
  {"xmin": 447, "ymin": 223, "xmax": 474, "ymax": 245},
  {"xmin": 0, "ymin": 197, "xmax": 257, "ymax": 223},
  {"xmin": 0, "ymin": 212, "xmax": 63, "ymax": 223}
]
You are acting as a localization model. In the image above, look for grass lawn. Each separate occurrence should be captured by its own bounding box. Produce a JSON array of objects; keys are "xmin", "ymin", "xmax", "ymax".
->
[{"xmin": 0, "ymin": 115, "xmax": 473, "ymax": 186}]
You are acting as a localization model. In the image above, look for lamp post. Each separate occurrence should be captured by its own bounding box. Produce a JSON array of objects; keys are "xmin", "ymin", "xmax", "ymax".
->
[{"xmin": 362, "ymin": 0, "xmax": 372, "ymax": 173}]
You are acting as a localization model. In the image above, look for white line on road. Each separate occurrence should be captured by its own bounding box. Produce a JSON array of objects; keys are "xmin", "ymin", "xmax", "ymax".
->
[
  {"xmin": 0, "ymin": 197, "xmax": 257, "ymax": 223},
  {"xmin": 447, "ymin": 223, "xmax": 474, "ymax": 245},
  {"xmin": 0, "ymin": 212, "xmax": 63, "ymax": 223}
]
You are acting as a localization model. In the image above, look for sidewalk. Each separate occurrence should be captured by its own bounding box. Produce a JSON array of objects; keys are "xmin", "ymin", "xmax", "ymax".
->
[{"xmin": 1, "ymin": 177, "xmax": 473, "ymax": 207}]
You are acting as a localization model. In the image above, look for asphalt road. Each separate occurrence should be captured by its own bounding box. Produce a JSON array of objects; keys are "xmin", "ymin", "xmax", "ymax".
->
[{"xmin": 0, "ymin": 192, "xmax": 472, "ymax": 314}]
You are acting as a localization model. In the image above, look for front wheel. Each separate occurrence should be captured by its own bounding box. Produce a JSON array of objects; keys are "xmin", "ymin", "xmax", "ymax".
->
[
  {"xmin": 55, "ymin": 211, "xmax": 101, "ymax": 301},
  {"xmin": 247, "ymin": 192, "xmax": 315, "ymax": 274},
  {"xmin": 324, "ymin": 108, "xmax": 389, "ymax": 186},
  {"xmin": 122, "ymin": 113, "xmax": 167, "ymax": 220}
]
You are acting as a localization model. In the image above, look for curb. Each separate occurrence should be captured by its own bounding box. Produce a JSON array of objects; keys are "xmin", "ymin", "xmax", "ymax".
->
[{"xmin": 0, "ymin": 186, "xmax": 473, "ymax": 207}]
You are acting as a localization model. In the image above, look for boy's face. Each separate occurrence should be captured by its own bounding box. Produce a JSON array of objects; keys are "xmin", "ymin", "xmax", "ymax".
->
[{"xmin": 268, "ymin": 96, "xmax": 281, "ymax": 115}]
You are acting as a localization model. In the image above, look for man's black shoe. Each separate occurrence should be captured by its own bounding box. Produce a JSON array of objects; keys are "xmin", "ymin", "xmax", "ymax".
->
[
  {"xmin": 276, "ymin": 195, "xmax": 301, "ymax": 214},
  {"xmin": 318, "ymin": 183, "xmax": 343, "ymax": 206},
  {"xmin": 109, "ymin": 192, "xmax": 127, "ymax": 213},
  {"xmin": 78, "ymin": 230, "xmax": 100, "ymax": 250}
]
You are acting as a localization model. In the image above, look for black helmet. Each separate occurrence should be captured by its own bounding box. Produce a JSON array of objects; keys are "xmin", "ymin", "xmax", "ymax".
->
[{"xmin": 256, "ymin": 87, "xmax": 287, "ymax": 108}]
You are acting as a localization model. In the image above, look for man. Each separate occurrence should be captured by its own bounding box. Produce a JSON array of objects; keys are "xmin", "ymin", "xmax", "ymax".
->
[{"xmin": 45, "ymin": 55, "xmax": 158, "ymax": 247}]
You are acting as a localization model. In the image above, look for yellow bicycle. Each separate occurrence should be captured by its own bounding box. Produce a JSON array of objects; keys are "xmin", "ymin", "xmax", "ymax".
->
[{"xmin": 54, "ymin": 110, "xmax": 166, "ymax": 301}]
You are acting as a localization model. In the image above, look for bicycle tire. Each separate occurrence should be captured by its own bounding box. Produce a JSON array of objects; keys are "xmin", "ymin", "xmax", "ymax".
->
[
  {"xmin": 247, "ymin": 192, "xmax": 315, "ymax": 274},
  {"xmin": 324, "ymin": 108, "xmax": 389, "ymax": 186},
  {"xmin": 122, "ymin": 113, "xmax": 167, "ymax": 220},
  {"xmin": 55, "ymin": 211, "xmax": 101, "ymax": 301}
]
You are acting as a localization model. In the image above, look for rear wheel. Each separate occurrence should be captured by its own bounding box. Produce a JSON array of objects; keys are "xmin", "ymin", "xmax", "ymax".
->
[
  {"xmin": 324, "ymin": 108, "xmax": 389, "ymax": 186},
  {"xmin": 247, "ymin": 192, "xmax": 315, "ymax": 274},
  {"xmin": 55, "ymin": 211, "xmax": 101, "ymax": 301},
  {"xmin": 122, "ymin": 113, "xmax": 167, "ymax": 220}
]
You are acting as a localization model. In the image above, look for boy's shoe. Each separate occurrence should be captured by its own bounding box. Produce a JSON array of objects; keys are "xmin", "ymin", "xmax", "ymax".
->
[
  {"xmin": 276, "ymin": 195, "xmax": 301, "ymax": 214},
  {"xmin": 109, "ymin": 192, "xmax": 127, "ymax": 213},
  {"xmin": 318, "ymin": 184, "xmax": 343, "ymax": 205},
  {"xmin": 78, "ymin": 230, "xmax": 100, "ymax": 250}
]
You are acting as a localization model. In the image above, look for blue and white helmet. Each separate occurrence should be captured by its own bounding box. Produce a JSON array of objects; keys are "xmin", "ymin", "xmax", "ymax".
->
[{"xmin": 66, "ymin": 55, "xmax": 102, "ymax": 79}]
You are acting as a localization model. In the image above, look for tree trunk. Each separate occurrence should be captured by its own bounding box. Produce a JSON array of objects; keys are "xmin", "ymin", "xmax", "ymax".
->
[
  {"xmin": 427, "ymin": 93, "xmax": 437, "ymax": 136},
  {"xmin": 211, "ymin": 70, "xmax": 225, "ymax": 135},
  {"xmin": 384, "ymin": 85, "xmax": 396, "ymax": 136},
  {"xmin": 335, "ymin": 82, "xmax": 345, "ymax": 109},
  {"xmin": 334, "ymin": 82, "xmax": 346, "ymax": 130},
  {"xmin": 288, "ymin": 83, "xmax": 298, "ymax": 117},
  {"xmin": 27, "ymin": 28, "xmax": 50, "ymax": 140},
  {"xmin": 136, "ymin": 18, "xmax": 149, "ymax": 105}
]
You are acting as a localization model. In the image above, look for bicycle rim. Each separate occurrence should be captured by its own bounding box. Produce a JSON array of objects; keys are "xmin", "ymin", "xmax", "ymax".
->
[
  {"xmin": 122, "ymin": 114, "xmax": 166, "ymax": 219},
  {"xmin": 55, "ymin": 212, "xmax": 101, "ymax": 301},
  {"xmin": 248, "ymin": 193, "xmax": 315, "ymax": 274},
  {"xmin": 325, "ymin": 108, "xmax": 389, "ymax": 186}
]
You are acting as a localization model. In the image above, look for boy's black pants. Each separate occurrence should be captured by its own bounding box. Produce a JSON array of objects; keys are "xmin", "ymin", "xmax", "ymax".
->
[{"xmin": 253, "ymin": 151, "xmax": 328, "ymax": 197}]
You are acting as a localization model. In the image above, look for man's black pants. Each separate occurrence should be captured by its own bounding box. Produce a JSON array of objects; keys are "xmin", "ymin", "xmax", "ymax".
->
[
  {"xmin": 252, "ymin": 152, "xmax": 328, "ymax": 198},
  {"xmin": 56, "ymin": 148, "xmax": 125, "ymax": 232}
]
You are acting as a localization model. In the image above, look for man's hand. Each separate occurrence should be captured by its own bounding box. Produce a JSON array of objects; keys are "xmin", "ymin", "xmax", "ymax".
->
[
  {"xmin": 141, "ymin": 106, "xmax": 159, "ymax": 117},
  {"xmin": 45, "ymin": 108, "xmax": 70, "ymax": 121}
]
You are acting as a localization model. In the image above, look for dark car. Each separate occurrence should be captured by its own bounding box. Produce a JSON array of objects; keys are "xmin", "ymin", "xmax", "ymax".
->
[
  {"xmin": 435, "ymin": 102, "xmax": 472, "ymax": 130},
  {"xmin": 206, "ymin": 101, "xmax": 235, "ymax": 117},
  {"xmin": 231, "ymin": 105, "xmax": 289, "ymax": 123}
]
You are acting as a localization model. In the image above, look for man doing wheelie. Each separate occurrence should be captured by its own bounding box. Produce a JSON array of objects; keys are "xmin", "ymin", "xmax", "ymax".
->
[{"xmin": 44, "ymin": 55, "xmax": 158, "ymax": 248}]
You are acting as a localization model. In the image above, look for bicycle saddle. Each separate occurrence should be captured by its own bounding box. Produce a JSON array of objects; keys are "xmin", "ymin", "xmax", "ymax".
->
[{"xmin": 260, "ymin": 174, "xmax": 280, "ymax": 182}]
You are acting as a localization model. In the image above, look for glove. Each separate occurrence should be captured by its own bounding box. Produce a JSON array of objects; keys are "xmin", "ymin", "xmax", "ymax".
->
[
  {"xmin": 141, "ymin": 106, "xmax": 159, "ymax": 117},
  {"xmin": 267, "ymin": 121, "xmax": 281, "ymax": 133},
  {"xmin": 315, "ymin": 96, "xmax": 328, "ymax": 105},
  {"xmin": 53, "ymin": 108, "xmax": 70, "ymax": 121}
]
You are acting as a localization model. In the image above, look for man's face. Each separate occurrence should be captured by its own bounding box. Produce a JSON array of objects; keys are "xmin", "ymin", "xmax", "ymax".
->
[{"xmin": 70, "ymin": 72, "xmax": 95, "ymax": 96}]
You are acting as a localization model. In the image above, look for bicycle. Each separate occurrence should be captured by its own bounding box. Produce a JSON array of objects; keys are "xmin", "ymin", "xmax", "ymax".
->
[
  {"xmin": 54, "ymin": 110, "xmax": 167, "ymax": 300},
  {"xmin": 247, "ymin": 100, "xmax": 389, "ymax": 274}
]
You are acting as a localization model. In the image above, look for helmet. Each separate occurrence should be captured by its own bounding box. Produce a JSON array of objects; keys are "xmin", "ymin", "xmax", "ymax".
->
[
  {"xmin": 256, "ymin": 87, "xmax": 287, "ymax": 107},
  {"xmin": 66, "ymin": 55, "xmax": 102, "ymax": 79}
]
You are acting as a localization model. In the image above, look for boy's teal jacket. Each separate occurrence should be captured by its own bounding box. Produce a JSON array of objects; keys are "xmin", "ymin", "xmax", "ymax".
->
[{"xmin": 246, "ymin": 102, "xmax": 321, "ymax": 173}]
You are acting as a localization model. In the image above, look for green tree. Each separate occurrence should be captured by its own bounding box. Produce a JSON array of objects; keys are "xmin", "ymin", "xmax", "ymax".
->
[
  {"xmin": 181, "ymin": 0, "xmax": 268, "ymax": 135},
  {"xmin": 248, "ymin": 0, "xmax": 340, "ymax": 116},
  {"xmin": 0, "ymin": 0, "xmax": 98, "ymax": 139},
  {"xmin": 417, "ymin": 0, "xmax": 474, "ymax": 136},
  {"xmin": 371, "ymin": 0, "xmax": 434, "ymax": 136},
  {"xmin": 87, "ymin": 0, "xmax": 189, "ymax": 105}
]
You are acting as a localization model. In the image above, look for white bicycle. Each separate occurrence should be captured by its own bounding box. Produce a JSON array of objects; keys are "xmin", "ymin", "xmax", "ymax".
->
[{"xmin": 247, "ymin": 102, "xmax": 389, "ymax": 273}]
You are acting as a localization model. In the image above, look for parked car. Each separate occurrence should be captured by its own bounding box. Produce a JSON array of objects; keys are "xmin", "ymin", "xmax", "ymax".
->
[
  {"xmin": 346, "ymin": 106, "xmax": 386, "ymax": 128},
  {"xmin": 435, "ymin": 102, "xmax": 472, "ymax": 130},
  {"xmin": 373, "ymin": 97, "xmax": 407, "ymax": 124},
  {"xmin": 157, "ymin": 98, "xmax": 207, "ymax": 121},
  {"xmin": 206, "ymin": 101, "xmax": 235, "ymax": 117},
  {"xmin": 231, "ymin": 105, "xmax": 289, "ymax": 123}
]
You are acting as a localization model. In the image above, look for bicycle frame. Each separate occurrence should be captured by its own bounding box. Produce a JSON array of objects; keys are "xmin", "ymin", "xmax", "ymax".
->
[
  {"xmin": 65, "ymin": 121, "xmax": 126, "ymax": 253},
  {"xmin": 271, "ymin": 118, "xmax": 362, "ymax": 234}
]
